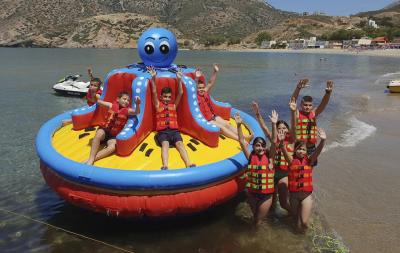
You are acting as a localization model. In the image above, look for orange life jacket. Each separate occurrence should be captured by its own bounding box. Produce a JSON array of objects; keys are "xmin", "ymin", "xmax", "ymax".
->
[
  {"xmin": 274, "ymin": 134, "xmax": 293, "ymax": 171},
  {"xmin": 246, "ymin": 153, "xmax": 275, "ymax": 194},
  {"xmin": 86, "ymin": 89, "xmax": 102, "ymax": 106},
  {"xmin": 100, "ymin": 101, "xmax": 129, "ymax": 136},
  {"xmin": 197, "ymin": 91, "xmax": 215, "ymax": 121},
  {"xmin": 288, "ymin": 156, "xmax": 313, "ymax": 192},
  {"xmin": 155, "ymin": 103, "xmax": 179, "ymax": 131},
  {"xmin": 296, "ymin": 110, "xmax": 317, "ymax": 144}
]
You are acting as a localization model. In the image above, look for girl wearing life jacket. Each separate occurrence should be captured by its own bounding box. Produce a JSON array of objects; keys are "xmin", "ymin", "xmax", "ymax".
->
[
  {"xmin": 278, "ymin": 127, "xmax": 326, "ymax": 232},
  {"xmin": 84, "ymin": 92, "xmax": 141, "ymax": 165},
  {"xmin": 235, "ymin": 111, "xmax": 277, "ymax": 227},
  {"xmin": 252, "ymin": 101, "xmax": 296, "ymax": 214},
  {"xmin": 195, "ymin": 64, "xmax": 253, "ymax": 143}
]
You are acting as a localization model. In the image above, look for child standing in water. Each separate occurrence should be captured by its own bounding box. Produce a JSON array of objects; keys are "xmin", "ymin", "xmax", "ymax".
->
[
  {"xmin": 235, "ymin": 111, "xmax": 277, "ymax": 226},
  {"xmin": 291, "ymin": 79, "xmax": 333, "ymax": 157},
  {"xmin": 278, "ymin": 127, "xmax": 326, "ymax": 232},
  {"xmin": 252, "ymin": 101, "xmax": 295, "ymax": 213},
  {"xmin": 85, "ymin": 92, "xmax": 141, "ymax": 165},
  {"xmin": 147, "ymin": 67, "xmax": 195, "ymax": 170}
]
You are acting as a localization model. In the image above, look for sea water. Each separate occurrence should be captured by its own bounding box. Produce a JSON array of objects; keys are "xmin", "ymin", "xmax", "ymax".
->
[{"xmin": 0, "ymin": 48, "xmax": 399, "ymax": 252}]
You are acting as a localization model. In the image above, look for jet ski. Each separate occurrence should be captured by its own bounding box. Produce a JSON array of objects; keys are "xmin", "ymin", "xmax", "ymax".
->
[{"xmin": 53, "ymin": 74, "xmax": 89, "ymax": 97}]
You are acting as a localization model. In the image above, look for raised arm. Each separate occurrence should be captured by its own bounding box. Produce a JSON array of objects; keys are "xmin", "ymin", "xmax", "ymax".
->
[
  {"xmin": 268, "ymin": 110, "xmax": 278, "ymax": 144},
  {"xmin": 194, "ymin": 68, "xmax": 202, "ymax": 83},
  {"xmin": 87, "ymin": 68, "xmax": 94, "ymax": 80},
  {"xmin": 278, "ymin": 129, "xmax": 293, "ymax": 165},
  {"xmin": 128, "ymin": 96, "xmax": 141, "ymax": 116},
  {"xmin": 174, "ymin": 70, "xmax": 184, "ymax": 107},
  {"xmin": 291, "ymin": 79, "xmax": 309, "ymax": 102},
  {"xmin": 268, "ymin": 110, "xmax": 278, "ymax": 159},
  {"xmin": 252, "ymin": 101, "xmax": 272, "ymax": 141},
  {"xmin": 205, "ymin": 64, "xmax": 219, "ymax": 92},
  {"xmin": 315, "ymin": 80, "xmax": 333, "ymax": 117},
  {"xmin": 310, "ymin": 128, "xmax": 326, "ymax": 164},
  {"xmin": 147, "ymin": 66, "xmax": 159, "ymax": 109},
  {"xmin": 289, "ymin": 97, "xmax": 297, "ymax": 143},
  {"xmin": 235, "ymin": 113, "xmax": 251, "ymax": 159}
]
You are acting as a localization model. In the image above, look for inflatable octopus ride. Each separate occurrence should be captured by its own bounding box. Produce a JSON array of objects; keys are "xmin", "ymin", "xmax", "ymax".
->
[{"xmin": 36, "ymin": 28, "xmax": 264, "ymax": 217}]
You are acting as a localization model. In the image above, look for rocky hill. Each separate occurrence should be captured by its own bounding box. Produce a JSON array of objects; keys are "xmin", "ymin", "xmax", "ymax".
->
[
  {"xmin": 1, "ymin": 1, "xmax": 399, "ymax": 49},
  {"xmin": 0, "ymin": 0, "xmax": 290, "ymax": 48}
]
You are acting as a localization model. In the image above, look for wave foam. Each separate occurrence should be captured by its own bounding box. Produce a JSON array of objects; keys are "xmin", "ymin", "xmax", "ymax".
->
[
  {"xmin": 381, "ymin": 71, "xmax": 400, "ymax": 78},
  {"xmin": 324, "ymin": 117, "xmax": 376, "ymax": 152}
]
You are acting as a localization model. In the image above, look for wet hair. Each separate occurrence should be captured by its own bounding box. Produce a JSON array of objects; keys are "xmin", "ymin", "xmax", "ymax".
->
[
  {"xmin": 277, "ymin": 120, "xmax": 289, "ymax": 129},
  {"xmin": 118, "ymin": 91, "xmax": 130, "ymax": 98},
  {"xmin": 294, "ymin": 140, "xmax": 306, "ymax": 151},
  {"xmin": 253, "ymin": 137, "xmax": 267, "ymax": 148},
  {"xmin": 161, "ymin": 87, "xmax": 172, "ymax": 95},
  {"xmin": 301, "ymin": 95, "xmax": 313, "ymax": 103},
  {"xmin": 91, "ymin": 77, "xmax": 102, "ymax": 86}
]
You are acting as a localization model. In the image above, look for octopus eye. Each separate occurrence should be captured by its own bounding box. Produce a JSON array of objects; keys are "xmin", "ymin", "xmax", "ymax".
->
[
  {"xmin": 159, "ymin": 41, "xmax": 170, "ymax": 54},
  {"xmin": 144, "ymin": 42, "xmax": 155, "ymax": 54}
]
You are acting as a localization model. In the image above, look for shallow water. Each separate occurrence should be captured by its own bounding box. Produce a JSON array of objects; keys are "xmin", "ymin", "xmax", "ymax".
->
[{"xmin": 1, "ymin": 48, "xmax": 399, "ymax": 252}]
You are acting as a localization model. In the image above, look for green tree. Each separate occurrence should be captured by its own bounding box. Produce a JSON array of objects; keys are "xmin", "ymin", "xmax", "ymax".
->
[{"xmin": 255, "ymin": 32, "xmax": 272, "ymax": 46}]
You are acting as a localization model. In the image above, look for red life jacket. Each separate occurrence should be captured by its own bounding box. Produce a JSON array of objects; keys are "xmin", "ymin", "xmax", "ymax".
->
[
  {"xmin": 197, "ymin": 91, "xmax": 215, "ymax": 121},
  {"xmin": 296, "ymin": 110, "xmax": 317, "ymax": 144},
  {"xmin": 99, "ymin": 101, "xmax": 129, "ymax": 136},
  {"xmin": 155, "ymin": 103, "xmax": 179, "ymax": 131},
  {"xmin": 246, "ymin": 153, "xmax": 275, "ymax": 194},
  {"xmin": 288, "ymin": 156, "xmax": 313, "ymax": 192},
  {"xmin": 86, "ymin": 89, "xmax": 102, "ymax": 106},
  {"xmin": 274, "ymin": 134, "xmax": 293, "ymax": 171}
]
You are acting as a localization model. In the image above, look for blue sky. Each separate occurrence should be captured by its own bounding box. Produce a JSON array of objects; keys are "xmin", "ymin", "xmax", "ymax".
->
[{"xmin": 267, "ymin": 0, "xmax": 395, "ymax": 16}]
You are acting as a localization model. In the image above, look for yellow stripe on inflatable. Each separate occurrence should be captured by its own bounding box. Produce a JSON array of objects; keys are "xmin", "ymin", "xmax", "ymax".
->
[{"xmin": 52, "ymin": 119, "xmax": 250, "ymax": 171}]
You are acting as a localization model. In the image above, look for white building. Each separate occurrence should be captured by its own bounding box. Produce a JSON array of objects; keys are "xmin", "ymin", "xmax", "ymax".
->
[
  {"xmin": 260, "ymin": 40, "xmax": 276, "ymax": 49},
  {"xmin": 368, "ymin": 19, "xmax": 379, "ymax": 29}
]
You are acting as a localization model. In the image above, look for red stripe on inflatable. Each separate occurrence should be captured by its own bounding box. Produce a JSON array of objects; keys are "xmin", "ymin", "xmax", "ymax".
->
[{"xmin": 40, "ymin": 162, "xmax": 245, "ymax": 217}]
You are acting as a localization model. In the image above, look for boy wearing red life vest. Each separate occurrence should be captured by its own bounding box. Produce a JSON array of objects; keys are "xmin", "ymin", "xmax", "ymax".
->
[
  {"xmin": 278, "ymin": 128, "xmax": 326, "ymax": 232},
  {"xmin": 86, "ymin": 68, "xmax": 103, "ymax": 106},
  {"xmin": 84, "ymin": 92, "xmax": 141, "ymax": 165},
  {"xmin": 235, "ymin": 111, "xmax": 277, "ymax": 227},
  {"xmin": 148, "ymin": 67, "xmax": 195, "ymax": 170},
  {"xmin": 61, "ymin": 68, "xmax": 103, "ymax": 127},
  {"xmin": 195, "ymin": 64, "xmax": 253, "ymax": 143},
  {"xmin": 291, "ymin": 79, "xmax": 333, "ymax": 159}
]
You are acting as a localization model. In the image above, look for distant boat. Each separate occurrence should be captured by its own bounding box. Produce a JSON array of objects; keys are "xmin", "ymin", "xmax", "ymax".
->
[
  {"xmin": 53, "ymin": 74, "xmax": 89, "ymax": 97},
  {"xmin": 387, "ymin": 80, "xmax": 400, "ymax": 93}
]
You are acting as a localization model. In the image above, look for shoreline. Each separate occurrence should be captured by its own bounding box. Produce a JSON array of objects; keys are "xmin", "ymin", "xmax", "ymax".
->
[
  {"xmin": 2, "ymin": 46, "xmax": 400, "ymax": 58},
  {"xmin": 226, "ymin": 48, "xmax": 400, "ymax": 58}
]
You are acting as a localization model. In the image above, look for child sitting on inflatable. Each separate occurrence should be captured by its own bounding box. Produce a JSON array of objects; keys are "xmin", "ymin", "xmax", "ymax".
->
[
  {"xmin": 278, "ymin": 127, "xmax": 326, "ymax": 232},
  {"xmin": 84, "ymin": 92, "xmax": 141, "ymax": 165},
  {"xmin": 195, "ymin": 64, "xmax": 252, "ymax": 143},
  {"xmin": 61, "ymin": 68, "xmax": 103, "ymax": 127},
  {"xmin": 235, "ymin": 111, "xmax": 277, "ymax": 227},
  {"xmin": 86, "ymin": 68, "xmax": 103, "ymax": 106},
  {"xmin": 147, "ymin": 67, "xmax": 195, "ymax": 170},
  {"xmin": 252, "ymin": 101, "xmax": 295, "ymax": 213},
  {"xmin": 291, "ymin": 79, "xmax": 333, "ymax": 157}
]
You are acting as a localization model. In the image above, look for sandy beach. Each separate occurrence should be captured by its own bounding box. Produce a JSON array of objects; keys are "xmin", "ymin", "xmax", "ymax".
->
[
  {"xmin": 315, "ymin": 92, "xmax": 400, "ymax": 252},
  {"xmin": 226, "ymin": 48, "xmax": 400, "ymax": 58}
]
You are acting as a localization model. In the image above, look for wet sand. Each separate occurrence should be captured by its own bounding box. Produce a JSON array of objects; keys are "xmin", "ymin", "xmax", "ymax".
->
[{"xmin": 315, "ymin": 93, "xmax": 400, "ymax": 252}]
